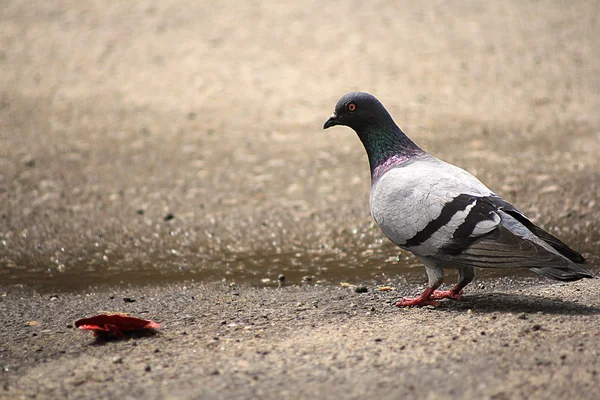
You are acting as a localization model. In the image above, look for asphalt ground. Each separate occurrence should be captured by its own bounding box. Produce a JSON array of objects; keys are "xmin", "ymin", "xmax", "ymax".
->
[{"xmin": 1, "ymin": 1, "xmax": 599, "ymax": 399}]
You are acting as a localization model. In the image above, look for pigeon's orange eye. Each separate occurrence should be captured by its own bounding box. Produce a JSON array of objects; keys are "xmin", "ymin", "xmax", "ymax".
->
[{"xmin": 348, "ymin": 102, "xmax": 357, "ymax": 112}]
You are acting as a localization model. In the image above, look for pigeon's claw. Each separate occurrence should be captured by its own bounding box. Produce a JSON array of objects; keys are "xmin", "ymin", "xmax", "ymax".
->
[
  {"xmin": 432, "ymin": 288, "xmax": 463, "ymax": 301},
  {"xmin": 395, "ymin": 287, "xmax": 440, "ymax": 307}
]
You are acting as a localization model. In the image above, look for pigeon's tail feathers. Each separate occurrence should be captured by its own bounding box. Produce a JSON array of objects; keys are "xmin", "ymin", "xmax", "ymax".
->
[
  {"xmin": 529, "ymin": 265, "xmax": 594, "ymax": 282},
  {"xmin": 486, "ymin": 197, "xmax": 586, "ymax": 264}
]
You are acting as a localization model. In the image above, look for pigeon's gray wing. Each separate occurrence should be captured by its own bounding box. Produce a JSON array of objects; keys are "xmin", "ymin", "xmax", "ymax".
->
[{"xmin": 434, "ymin": 197, "xmax": 592, "ymax": 281}]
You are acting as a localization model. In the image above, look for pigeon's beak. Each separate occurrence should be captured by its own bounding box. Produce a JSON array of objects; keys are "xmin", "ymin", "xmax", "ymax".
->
[{"xmin": 323, "ymin": 112, "xmax": 338, "ymax": 129}]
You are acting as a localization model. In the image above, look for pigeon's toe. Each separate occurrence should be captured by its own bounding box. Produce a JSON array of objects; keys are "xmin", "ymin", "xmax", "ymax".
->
[
  {"xmin": 396, "ymin": 296, "xmax": 440, "ymax": 307},
  {"xmin": 432, "ymin": 289, "xmax": 463, "ymax": 301}
]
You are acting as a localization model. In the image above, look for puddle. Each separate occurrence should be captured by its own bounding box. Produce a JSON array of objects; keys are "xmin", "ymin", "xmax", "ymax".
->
[{"xmin": 3, "ymin": 243, "xmax": 596, "ymax": 293}]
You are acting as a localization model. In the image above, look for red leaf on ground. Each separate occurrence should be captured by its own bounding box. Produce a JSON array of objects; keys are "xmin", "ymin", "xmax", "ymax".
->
[{"xmin": 75, "ymin": 314, "xmax": 160, "ymax": 339}]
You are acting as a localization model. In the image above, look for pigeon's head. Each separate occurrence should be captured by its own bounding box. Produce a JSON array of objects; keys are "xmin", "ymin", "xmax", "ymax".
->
[
  {"xmin": 323, "ymin": 92, "xmax": 423, "ymax": 174},
  {"xmin": 323, "ymin": 92, "xmax": 389, "ymax": 132}
]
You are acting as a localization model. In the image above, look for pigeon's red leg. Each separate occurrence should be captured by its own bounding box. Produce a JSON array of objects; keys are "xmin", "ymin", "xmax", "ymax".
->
[
  {"xmin": 431, "ymin": 267, "xmax": 474, "ymax": 301},
  {"xmin": 396, "ymin": 287, "xmax": 440, "ymax": 307}
]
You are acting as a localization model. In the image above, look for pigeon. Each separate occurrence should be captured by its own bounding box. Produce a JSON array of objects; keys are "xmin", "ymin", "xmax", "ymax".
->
[{"xmin": 323, "ymin": 92, "xmax": 593, "ymax": 307}]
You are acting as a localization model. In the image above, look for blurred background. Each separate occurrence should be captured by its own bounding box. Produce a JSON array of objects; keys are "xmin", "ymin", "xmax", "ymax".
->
[{"xmin": 1, "ymin": 0, "xmax": 599, "ymax": 291}]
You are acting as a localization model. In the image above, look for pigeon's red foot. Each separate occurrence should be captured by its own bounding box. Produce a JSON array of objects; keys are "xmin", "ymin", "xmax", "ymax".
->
[
  {"xmin": 395, "ymin": 287, "xmax": 440, "ymax": 307},
  {"xmin": 396, "ymin": 297, "xmax": 440, "ymax": 307},
  {"xmin": 432, "ymin": 288, "xmax": 463, "ymax": 301}
]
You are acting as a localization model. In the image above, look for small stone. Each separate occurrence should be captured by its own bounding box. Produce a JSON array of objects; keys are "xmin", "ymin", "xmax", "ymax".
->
[
  {"xmin": 532, "ymin": 324, "xmax": 542, "ymax": 331},
  {"xmin": 145, "ymin": 365, "xmax": 152, "ymax": 372},
  {"xmin": 518, "ymin": 313, "xmax": 528, "ymax": 320},
  {"xmin": 164, "ymin": 213, "xmax": 175, "ymax": 221},
  {"xmin": 112, "ymin": 356, "xmax": 123, "ymax": 364},
  {"xmin": 277, "ymin": 274, "xmax": 286, "ymax": 282},
  {"xmin": 354, "ymin": 286, "xmax": 368, "ymax": 293},
  {"xmin": 22, "ymin": 156, "xmax": 36, "ymax": 167},
  {"xmin": 123, "ymin": 297, "xmax": 136, "ymax": 303}
]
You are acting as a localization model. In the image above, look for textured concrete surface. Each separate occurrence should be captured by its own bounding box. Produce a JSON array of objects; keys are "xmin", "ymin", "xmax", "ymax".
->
[
  {"xmin": 1, "ymin": 1, "xmax": 599, "ymax": 398},
  {"xmin": 1, "ymin": 280, "xmax": 600, "ymax": 400}
]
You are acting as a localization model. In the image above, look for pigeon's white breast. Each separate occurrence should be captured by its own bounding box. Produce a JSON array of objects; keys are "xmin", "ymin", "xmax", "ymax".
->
[{"xmin": 369, "ymin": 158, "xmax": 493, "ymax": 251}]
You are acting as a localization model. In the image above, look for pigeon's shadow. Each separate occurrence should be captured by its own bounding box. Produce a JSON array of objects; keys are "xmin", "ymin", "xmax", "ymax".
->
[{"xmin": 440, "ymin": 293, "xmax": 600, "ymax": 315}]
